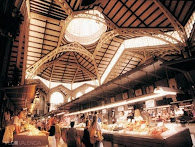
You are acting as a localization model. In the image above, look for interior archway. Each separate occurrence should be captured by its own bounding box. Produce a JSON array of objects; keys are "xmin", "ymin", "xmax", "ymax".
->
[{"xmin": 50, "ymin": 92, "xmax": 64, "ymax": 111}]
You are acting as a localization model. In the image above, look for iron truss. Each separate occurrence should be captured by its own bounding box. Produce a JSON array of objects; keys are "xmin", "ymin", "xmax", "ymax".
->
[
  {"xmin": 26, "ymin": 10, "xmax": 188, "ymax": 83},
  {"xmin": 26, "ymin": 42, "xmax": 100, "ymax": 83}
]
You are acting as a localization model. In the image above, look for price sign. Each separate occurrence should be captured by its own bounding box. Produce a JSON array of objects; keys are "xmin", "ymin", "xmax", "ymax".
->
[{"xmin": 145, "ymin": 99, "xmax": 155, "ymax": 108}]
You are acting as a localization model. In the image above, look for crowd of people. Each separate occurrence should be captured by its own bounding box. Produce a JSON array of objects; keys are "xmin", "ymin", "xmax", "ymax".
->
[{"xmin": 2, "ymin": 110, "xmax": 104, "ymax": 147}]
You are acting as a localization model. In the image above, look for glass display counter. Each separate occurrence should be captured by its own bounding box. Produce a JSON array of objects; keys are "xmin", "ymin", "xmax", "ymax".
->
[{"xmin": 61, "ymin": 123, "xmax": 192, "ymax": 147}]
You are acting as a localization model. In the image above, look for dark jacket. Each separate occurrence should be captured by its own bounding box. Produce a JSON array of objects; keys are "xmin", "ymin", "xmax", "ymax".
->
[{"xmin": 82, "ymin": 127, "xmax": 93, "ymax": 147}]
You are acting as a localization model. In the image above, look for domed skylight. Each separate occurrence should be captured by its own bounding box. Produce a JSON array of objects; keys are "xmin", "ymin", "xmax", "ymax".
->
[{"xmin": 65, "ymin": 10, "xmax": 107, "ymax": 45}]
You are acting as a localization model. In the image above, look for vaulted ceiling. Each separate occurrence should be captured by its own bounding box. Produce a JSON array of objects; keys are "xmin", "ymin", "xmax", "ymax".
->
[{"xmin": 8, "ymin": 0, "xmax": 195, "ymax": 86}]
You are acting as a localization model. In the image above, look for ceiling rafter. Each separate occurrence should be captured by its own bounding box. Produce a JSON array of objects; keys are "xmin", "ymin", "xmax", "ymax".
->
[
  {"xmin": 125, "ymin": 44, "xmax": 180, "ymax": 59},
  {"xmin": 61, "ymin": 52, "xmax": 71, "ymax": 82},
  {"xmin": 177, "ymin": 1, "xmax": 187, "ymax": 21},
  {"xmin": 75, "ymin": 53, "xmax": 94, "ymax": 69},
  {"xmin": 117, "ymin": 28, "xmax": 184, "ymax": 51},
  {"xmin": 26, "ymin": 0, "xmax": 30, "ymax": 19},
  {"xmin": 136, "ymin": 2, "xmax": 155, "ymax": 27},
  {"xmin": 21, "ymin": 0, "xmax": 30, "ymax": 85},
  {"xmin": 119, "ymin": 0, "xmax": 147, "ymax": 27},
  {"xmin": 115, "ymin": 0, "xmax": 137, "ymax": 26},
  {"xmin": 127, "ymin": 0, "xmax": 147, "ymax": 27},
  {"xmin": 26, "ymin": 42, "xmax": 100, "ymax": 81},
  {"xmin": 72, "ymin": 53, "xmax": 98, "ymax": 85},
  {"xmin": 112, "ymin": 82, "xmax": 129, "ymax": 90},
  {"xmin": 104, "ymin": 51, "xmax": 143, "ymax": 83},
  {"xmin": 172, "ymin": 0, "xmax": 179, "ymax": 15},
  {"xmin": 54, "ymin": 0, "xmax": 73, "ymax": 16},
  {"xmin": 97, "ymin": 37, "xmax": 113, "ymax": 66},
  {"xmin": 49, "ymin": 64, "xmax": 55, "ymax": 87},
  {"xmin": 139, "ymin": 69, "xmax": 162, "ymax": 79},
  {"xmin": 110, "ymin": 0, "xmax": 127, "ymax": 20},
  {"xmin": 30, "ymin": 12, "xmax": 61, "ymax": 23},
  {"xmin": 127, "ymin": 76, "xmax": 147, "ymax": 85},
  {"xmin": 93, "ymin": 30, "xmax": 118, "ymax": 58},
  {"xmin": 21, "ymin": 0, "xmax": 194, "ymax": 85},
  {"xmin": 119, "ymin": 55, "xmax": 133, "ymax": 75},
  {"xmin": 153, "ymin": 0, "xmax": 187, "ymax": 46},
  {"xmin": 71, "ymin": 66, "xmax": 79, "ymax": 85},
  {"xmin": 106, "ymin": 1, "xmax": 118, "ymax": 17},
  {"xmin": 47, "ymin": 20, "xmax": 66, "ymax": 83}
]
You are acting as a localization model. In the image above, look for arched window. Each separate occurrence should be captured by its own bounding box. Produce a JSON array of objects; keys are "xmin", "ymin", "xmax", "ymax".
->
[{"xmin": 50, "ymin": 92, "xmax": 64, "ymax": 111}]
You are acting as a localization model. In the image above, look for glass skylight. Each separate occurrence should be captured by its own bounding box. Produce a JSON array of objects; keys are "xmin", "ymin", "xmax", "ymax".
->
[{"xmin": 65, "ymin": 10, "xmax": 107, "ymax": 45}]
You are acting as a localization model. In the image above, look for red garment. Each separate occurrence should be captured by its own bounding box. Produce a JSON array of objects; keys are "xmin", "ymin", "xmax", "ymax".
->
[{"xmin": 49, "ymin": 117, "xmax": 54, "ymax": 126}]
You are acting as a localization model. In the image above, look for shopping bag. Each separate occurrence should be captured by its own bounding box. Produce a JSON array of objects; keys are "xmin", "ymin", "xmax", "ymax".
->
[{"xmin": 97, "ymin": 131, "xmax": 104, "ymax": 141}]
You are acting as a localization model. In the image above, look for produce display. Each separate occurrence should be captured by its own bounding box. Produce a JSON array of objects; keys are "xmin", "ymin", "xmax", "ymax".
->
[
  {"xmin": 23, "ymin": 124, "xmax": 46, "ymax": 136},
  {"xmin": 101, "ymin": 120, "xmax": 168, "ymax": 137}
]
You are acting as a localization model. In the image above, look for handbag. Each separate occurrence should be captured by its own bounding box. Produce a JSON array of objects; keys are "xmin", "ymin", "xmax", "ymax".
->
[{"xmin": 97, "ymin": 130, "xmax": 104, "ymax": 141}]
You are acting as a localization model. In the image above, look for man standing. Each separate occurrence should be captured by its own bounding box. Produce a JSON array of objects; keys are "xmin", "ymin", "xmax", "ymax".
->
[{"xmin": 13, "ymin": 110, "xmax": 24, "ymax": 134}]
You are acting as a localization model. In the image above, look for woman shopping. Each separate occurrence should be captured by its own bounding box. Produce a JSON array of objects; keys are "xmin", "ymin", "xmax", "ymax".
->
[{"xmin": 89, "ymin": 115, "xmax": 103, "ymax": 147}]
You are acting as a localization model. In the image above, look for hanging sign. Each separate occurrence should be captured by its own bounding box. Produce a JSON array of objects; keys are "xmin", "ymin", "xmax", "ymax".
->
[{"xmin": 145, "ymin": 99, "xmax": 155, "ymax": 108}]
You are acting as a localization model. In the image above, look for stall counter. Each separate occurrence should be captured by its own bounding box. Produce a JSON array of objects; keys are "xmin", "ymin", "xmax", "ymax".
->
[{"xmin": 61, "ymin": 126, "xmax": 192, "ymax": 147}]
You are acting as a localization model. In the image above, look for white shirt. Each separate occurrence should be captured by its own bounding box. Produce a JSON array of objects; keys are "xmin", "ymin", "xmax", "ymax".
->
[
  {"xmin": 134, "ymin": 116, "xmax": 143, "ymax": 121},
  {"xmin": 13, "ymin": 116, "xmax": 22, "ymax": 127}
]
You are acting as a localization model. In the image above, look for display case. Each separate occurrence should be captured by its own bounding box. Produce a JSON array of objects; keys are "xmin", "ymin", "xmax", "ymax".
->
[
  {"xmin": 13, "ymin": 124, "xmax": 48, "ymax": 147},
  {"xmin": 72, "ymin": 125, "xmax": 192, "ymax": 147}
]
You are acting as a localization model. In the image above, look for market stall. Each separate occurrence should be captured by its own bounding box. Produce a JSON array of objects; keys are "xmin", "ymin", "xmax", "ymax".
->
[
  {"xmin": 101, "ymin": 127, "xmax": 192, "ymax": 147},
  {"xmin": 59, "ymin": 122, "xmax": 192, "ymax": 147},
  {"xmin": 13, "ymin": 124, "xmax": 48, "ymax": 147}
]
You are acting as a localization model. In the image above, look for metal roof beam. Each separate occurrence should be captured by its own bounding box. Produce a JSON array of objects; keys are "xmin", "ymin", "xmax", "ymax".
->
[
  {"xmin": 55, "ymin": 0, "xmax": 73, "ymax": 16},
  {"xmin": 30, "ymin": 12, "xmax": 61, "ymax": 24},
  {"xmin": 140, "ymin": 70, "xmax": 162, "ymax": 79},
  {"xmin": 112, "ymin": 82, "xmax": 129, "ymax": 90},
  {"xmin": 126, "ymin": 76, "xmax": 147, "ymax": 85},
  {"xmin": 153, "ymin": 0, "xmax": 187, "ymax": 46}
]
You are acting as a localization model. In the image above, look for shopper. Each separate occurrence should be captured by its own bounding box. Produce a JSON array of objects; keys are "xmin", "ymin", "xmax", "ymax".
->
[
  {"xmin": 67, "ymin": 121, "xmax": 77, "ymax": 147},
  {"xmin": 89, "ymin": 115, "xmax": 103, "ymax": 147},
  {"xmin": 82, "ymin": 120, "xmax": 92, "ymax": 147},
  {"xmin": 37, "ymin": 120, "xmax": 42, "ymax": 130},
  {"xmin": 2, "ymin": 124, "xmax": 15, "ymax": 145},
  {"xmin": 55, "ymin": 119, "xmax": 61, "ymax": 147},
  {"xmin": 13, "ymin": 110, "xmax": 24, "ymax": 134},
  {"xmin": 48, "ymin": 122, "xmax": 56, "ymax": 147}
]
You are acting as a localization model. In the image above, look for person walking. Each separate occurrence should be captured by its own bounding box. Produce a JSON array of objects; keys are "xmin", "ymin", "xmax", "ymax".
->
[
  {"xmin": 82, "ymin": 120, "xmax": 92, "ymax": 147},
  {"xmin": 67, "ymin": 121, "xmax": 77, "ymax": 147}
]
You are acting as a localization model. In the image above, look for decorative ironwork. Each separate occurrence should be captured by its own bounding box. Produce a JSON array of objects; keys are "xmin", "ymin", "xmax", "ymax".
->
[
  {"xmin": 26, "ymin": 42, "xmax": 99, "ymax": 80},
  {"xmin": 55, "ymin": 0, "xmax": 73, "ymax": 16},
  {"xmin": 93, "ymin": 30, "xmax": 119, "ymax": 57},
  {"xmin": 117, "ymin": 28, "xmax": 184, "ymax": 51},
  {"xmin": 153, "ymin": 0, "xmax": 188, "ymax": 46}
]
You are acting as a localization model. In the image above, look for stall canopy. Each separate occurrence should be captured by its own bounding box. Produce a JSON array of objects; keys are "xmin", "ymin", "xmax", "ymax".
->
[{"xmin": 1, "ymin": 84, "xmax": 36, "ymax": 110}]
